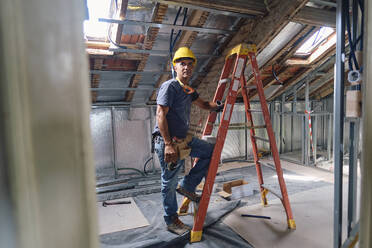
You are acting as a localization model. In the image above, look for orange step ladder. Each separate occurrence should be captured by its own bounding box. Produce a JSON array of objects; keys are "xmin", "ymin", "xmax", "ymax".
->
[{"xmin": 186, "ymin": 43, "xmax": 296, "ymax": 242}]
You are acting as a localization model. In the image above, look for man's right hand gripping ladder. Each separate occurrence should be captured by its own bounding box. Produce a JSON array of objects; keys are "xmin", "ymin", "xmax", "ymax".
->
[{"xmin": 189, "ymin": 43, "xmax": 296, "ymax": 243}]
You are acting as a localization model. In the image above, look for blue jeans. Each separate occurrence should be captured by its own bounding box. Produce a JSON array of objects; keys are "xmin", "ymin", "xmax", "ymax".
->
[{"xmin": 154, "ymin": 136, "xmax": 214, "ymax": 224}]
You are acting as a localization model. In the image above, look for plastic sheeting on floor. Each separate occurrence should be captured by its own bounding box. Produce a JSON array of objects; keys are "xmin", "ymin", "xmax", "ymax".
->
[{"xmin": 100, "ymin": 193, "xmax": 253, "ymax": 248}]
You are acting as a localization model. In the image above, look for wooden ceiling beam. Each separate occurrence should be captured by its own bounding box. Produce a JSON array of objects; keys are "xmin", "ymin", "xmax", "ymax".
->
[
  {"xmin": 309, "ymin": 78, "xmax": 333, "ymax": 99},
  {"xmin": 267, "ymin": 46, "xmax": 336, "ymax": 100},
  {"xmin": 312, "ymin": 81, "xmax": 334, "ymax": 100},
  {"xmin": 295, "ymin": 68, "xmax": 334, "ymax": 98},
  {"xmin": 268, "ymin": 25, "xmax": 314, "ymax": 67},
  {"xmin": 310, "ymin": 70, "xmax": 350, "ymax": 100},
  {"xmin": 260, "ymin": 71, "xmax": 296, "ymax": 77},
  {"xmin": 115, "ymin": 0, "xmax": 129, "ymax": 44},
  {"xmin": 91, "ymin": 58, "xmax": 103, "ymax": 102},
  {"xmin": 86, "ymin": 41, "xmax": 142, "ymax": 50},
  {"xmin": 123, "ymin": 3, "xmax": 168, "ymax": 102},
  {"xmin": 158, "ymin": 0, "xmax": 267, "ymax": 16},
  {"xmin": 197, "ymin": 0, "xmax": 309, "ymax": 102},
  {"xmin": 174, "ymin": 10, "xmax": 210, "ymax": 48},
  {"xmin": 89, "ymin": 0, "xmax": 129, "ymax": 102},
  {"xmin": 293, "ymin": 6, "xmax": 336, "ymax": 28},
  {"xmin": 187, "ymin": 0, "xmax": 309, "ymax": 131},
  {"xmin": 277, "ymin": 27, "xmax": 320, "ymax": 65}
]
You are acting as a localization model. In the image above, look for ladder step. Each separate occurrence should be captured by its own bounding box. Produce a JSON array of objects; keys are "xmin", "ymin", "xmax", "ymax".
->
[
  {"xmin": 245, "ymin": 85, "xmax": 257, "ymax": 89},
  {"xmin": 219, "ymin": 78, "xmax": 230, "ymax": 84},
  {"xmin": 248, "ymin": 125, "xmax": 266, "ymax": 129},
  {"xmin": 253, "ymin": 136, "xmax": 270, "ymax": 143},
  {"xmin": 213, "ymin": 124, "xmax": 266, "ymax": 129},
  {"xmin": 261, "ymin": 184, "xmax": 283, "ymax": 201},
  {"xmin": 248, "ymin": 109, "xmax": 262, "ymax": 113}
]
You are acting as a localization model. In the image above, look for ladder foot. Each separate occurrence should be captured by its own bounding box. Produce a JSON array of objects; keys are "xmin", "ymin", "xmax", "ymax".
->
[
  {"xmin": 178, "ymin": 197, "xmax": 191, "ymax": 216},
  {"xmin": 190, "ymin": 230, "xmax": 203, "ymax": 243},
  {"xmin": 287, "ymin": 219, "xmax": 296, "ymax": 229},
  {"xmin": 261, "ymin": 188, "xmax": 269, "ymax": 206}
]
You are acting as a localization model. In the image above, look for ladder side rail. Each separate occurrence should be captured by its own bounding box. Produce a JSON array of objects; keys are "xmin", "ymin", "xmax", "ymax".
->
[
  {"xmin": 248, "ymin": 52, "xmax": 294, "ymax": 222},
  {"xmin": 179, "ymin": 57, "xmax": 235, "ymax": 217},
  {"xmin": 241, "ymin": 76, "xmax": 266, "ymax": 204},
  {"xmin": 192, "ymin": 54, "xmax": 248, "ymax": 238},
  {"xmin": 202, "ymin": 56, "xmax": 235, "ymax": 136}
]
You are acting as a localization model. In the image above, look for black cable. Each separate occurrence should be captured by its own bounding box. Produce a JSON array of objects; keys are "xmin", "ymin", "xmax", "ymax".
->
[
  {"xmin": 272, "ymin": 64, "xmax": 284, "ymax": 85},
  {"xmin": 108, "ymin": 24, "xmax": 128, "ymax": 49},
  {"xmin": 172, "ymin": 8, "xmax": 188, "ymax": 49},
  {"xmin": 359, "ymin": 0, "xmax": 364, "ymax": 50},
  {"xmin": 169, "ymin": 7, "xmax": 183, "ymax": 78},
  {"xmin": 169, "ymin": 7, "xmax": 188, "ymax": 78},
  {"xmin": 107, "ymin": 0, "xmax": 127, "ymax": 49},
  {"xmin": 358, "ymin": 0, "xmax": 364, "ymax": 13},
  {"xmin": 169, "ymin": 7, "xmax": 183, "ymax": 54},
  {"xmin": 143, "ymin": 157, "xmax": 154, "ymax": 175},
  {"xmin": 345, "ymin": 0, "xmax": 359, "ymax": 71}
]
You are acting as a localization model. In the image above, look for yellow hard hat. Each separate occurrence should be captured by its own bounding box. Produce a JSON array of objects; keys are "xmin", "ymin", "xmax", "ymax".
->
[{"xmin": 172, "ymin": 47, "xmax": 197, "ymax": 66}]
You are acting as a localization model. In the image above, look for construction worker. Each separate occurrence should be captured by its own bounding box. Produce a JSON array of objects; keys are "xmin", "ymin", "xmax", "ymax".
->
[{"xmin": 153, "ymin": 47, "xmax": 223, "ymax": 235}]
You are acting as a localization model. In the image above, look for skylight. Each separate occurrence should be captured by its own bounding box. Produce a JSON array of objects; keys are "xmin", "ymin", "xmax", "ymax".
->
[
  {"xmin": 295, "ymin": 27, "xmax": 334, "ymax": 55},
  {"xmin": 84, "ymin": 0, "xmax": 112, "ymax": 40}
]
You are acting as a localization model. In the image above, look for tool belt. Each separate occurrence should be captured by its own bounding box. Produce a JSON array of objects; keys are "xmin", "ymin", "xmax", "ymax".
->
[
  {"xmin": 172, "ymin": 134, "xmax": 193, "ymax": 161},
  {"xmin": 152, "ymin": 132, "xmax": 193, "ymax": 170}
]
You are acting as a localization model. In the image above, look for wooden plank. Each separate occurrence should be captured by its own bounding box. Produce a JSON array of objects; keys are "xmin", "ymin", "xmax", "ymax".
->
[
  {"xmin": 97, "ymin": 197, "xmax": 149, "ymax": 234},
  {"xmin": 222, "ymin": 179, "xmax": 248, "ymax": 194},
  {"xmin": 284, "ymin": 59, "xmax": 314, "ymax": 66},
  {"xmin": 86, "ymin": 41, "xmax": 110, "ymax": 50},
  {"xmin": 293, "ymin": 6, "xmax": 336, "ymax": 28},
  {"xmin": 217, "ymin": 190, "xmax": 232, "ymax": 199}
]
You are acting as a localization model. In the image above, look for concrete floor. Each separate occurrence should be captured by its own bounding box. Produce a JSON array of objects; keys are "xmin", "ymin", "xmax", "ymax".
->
[
  {"xmin": 222, "ymin": 159, "xmax": 350, "ymax": 248},
  {"xmin": 97, "ymin": 158, "xmax": 354, "ymax": 247}
]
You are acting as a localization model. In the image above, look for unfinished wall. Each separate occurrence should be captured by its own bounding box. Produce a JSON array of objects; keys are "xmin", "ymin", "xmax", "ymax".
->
[
  {"xmin": 91, "ymin": 107, "xmax": 159, "ymax": 178},
  {"xmin": 91, "ymin": 108, "xmax": 114, "ymax": 174},
  {"xmin": 213, "ymin": 104, "xmax": 266, "ymax": 160},
  {"xmin": 91, "ymin": 104, "xmax": 265, "ymax": 175},
  {"xmin": 271, "ymin": 100, "xmax": 332, "ymax": 154}
]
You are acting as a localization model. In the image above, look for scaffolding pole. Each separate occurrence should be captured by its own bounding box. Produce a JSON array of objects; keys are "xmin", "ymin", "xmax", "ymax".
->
[{"xmin": 334, "ymin": 0, "xmax": 346, "ymax": 246}]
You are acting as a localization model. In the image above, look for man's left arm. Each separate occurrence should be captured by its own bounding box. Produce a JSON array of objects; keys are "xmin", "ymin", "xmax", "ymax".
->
[{"xmin": 193, "ymin": 97, "xmax": 222, "ymax": 111}]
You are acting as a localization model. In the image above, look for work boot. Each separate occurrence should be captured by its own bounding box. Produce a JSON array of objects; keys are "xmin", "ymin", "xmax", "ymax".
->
[
  {"xmin": 167, "ymin": 217, "xmax": 191, "ymax": 235},
  {"xmin": 176, "ymin": 185, "xmax": 201, "ymax": 202}
]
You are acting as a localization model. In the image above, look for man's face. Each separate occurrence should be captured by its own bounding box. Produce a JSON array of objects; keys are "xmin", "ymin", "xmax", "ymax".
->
[{"xmin": 174, "ymin": 58, "xmax": 194, "ymax": 81}]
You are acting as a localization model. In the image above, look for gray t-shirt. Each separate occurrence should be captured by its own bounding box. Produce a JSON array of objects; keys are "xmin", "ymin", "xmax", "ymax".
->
[{"xmin": 153, "ymin": 79, "xmax": 194, "ymax": 139}]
